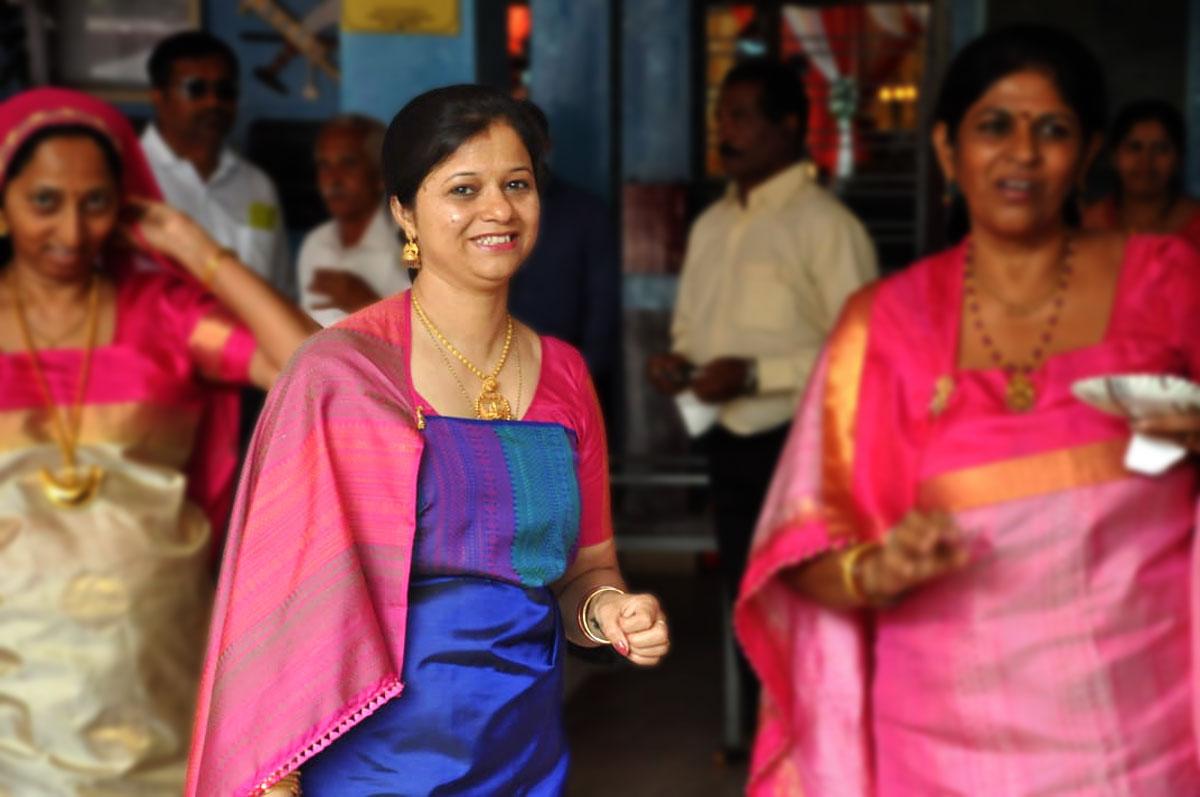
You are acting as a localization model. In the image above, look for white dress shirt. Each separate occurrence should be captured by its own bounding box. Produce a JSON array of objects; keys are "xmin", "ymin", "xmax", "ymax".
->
[
  {"xmin": 296, "ymin": 206, "xmax": 411, "ymax": 327},
  {"xmin": 672, "ymin": 161, "xmax": 878, "ymax": 435},
  {"xmin": 141, "ymin": 124, "xmax": 293, "ymax": 298}
]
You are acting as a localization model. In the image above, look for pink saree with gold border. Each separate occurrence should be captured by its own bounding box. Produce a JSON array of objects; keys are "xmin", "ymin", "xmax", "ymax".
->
[{"xmin": 735, "ymin": 235, "xmax": 1200, "ymax": 796}]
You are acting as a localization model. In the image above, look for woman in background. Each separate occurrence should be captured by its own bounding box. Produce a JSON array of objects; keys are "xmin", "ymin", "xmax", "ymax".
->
[
  {"xmin": 0, "ymin": 88, "xmax": 314, "ymax": 794},
  {"xmin": 1083, "ymin": 99, "xmax": 1200, "ymax": 246}
]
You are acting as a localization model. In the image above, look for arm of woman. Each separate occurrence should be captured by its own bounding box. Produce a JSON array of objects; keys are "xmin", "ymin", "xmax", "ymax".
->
[
  {"xmin": 552, "ymin": 540, "xmax": 669, "ymax": 667},
  {"xmin": 125, "ymin": 197, "xmax": 318, "ymax": 388},
  {"xmin": 787, "ymin": 510, "xmax": 970, "ymax": 610}
]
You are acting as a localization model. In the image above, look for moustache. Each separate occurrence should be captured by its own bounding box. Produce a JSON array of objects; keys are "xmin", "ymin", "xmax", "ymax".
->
[{"xmin": 718, "ymin": 143, "xmax": 741, "ymax": 159}]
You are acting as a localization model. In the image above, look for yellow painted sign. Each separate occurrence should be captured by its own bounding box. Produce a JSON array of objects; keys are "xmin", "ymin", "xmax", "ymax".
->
[{"xmin": 342, "ymin": 0, "xmax": 460, "ymax": 35}]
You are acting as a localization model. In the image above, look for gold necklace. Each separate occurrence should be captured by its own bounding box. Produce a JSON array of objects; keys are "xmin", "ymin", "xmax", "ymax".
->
[
  {"xmin": 419, "ymin": 323, "xmax": 524, "ymax": 419},
  {"xmin": 8, "ymin": 273, "xmax": 105, "ymax": 507},
  {"xmin": 964, "ymin": 237, "xmax": 1073, "ymax": 413},
  {"xmin": 411, "ymin": 293, "xmax": 516, "ymax": 420}
]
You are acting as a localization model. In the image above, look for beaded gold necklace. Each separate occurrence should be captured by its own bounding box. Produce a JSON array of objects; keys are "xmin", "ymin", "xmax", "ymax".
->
[{"xmin": 964, "ymin": 236, "xmax": 1074, "ymax": 413}]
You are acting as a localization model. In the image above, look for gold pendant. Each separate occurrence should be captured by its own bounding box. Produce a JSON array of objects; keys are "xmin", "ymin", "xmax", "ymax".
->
[
  {"xmin": 1005, "ymin": 373, "xmax": 1036, "ymax": 413},
  {"xmin": 39, "ymin": 465, "xmax": 104, "ymax": 508},
  {"xmin": 475, "ymin": 376, "xmax": 513, "ymax": 421}
]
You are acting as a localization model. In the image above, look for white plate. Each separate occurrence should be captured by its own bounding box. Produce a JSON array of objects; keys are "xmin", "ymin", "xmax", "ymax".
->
[
  {"xmin": 1071, "ymin": 373, "xmax": 1200, "ymax": 476},
  {"xmin": 1071, "ymin": 373, "xmax": 1200, "ymax": 419}
]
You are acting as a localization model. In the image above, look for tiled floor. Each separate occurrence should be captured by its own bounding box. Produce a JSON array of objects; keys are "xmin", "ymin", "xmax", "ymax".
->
[{"xmin": 564, "ymin": 555, "xmax": 749, "ymax": 797}]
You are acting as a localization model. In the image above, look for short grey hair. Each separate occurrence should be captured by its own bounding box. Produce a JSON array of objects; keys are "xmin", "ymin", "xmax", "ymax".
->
[{"xmin": 317, "ymin": 113, "xmax": 387, "ymax": 172}]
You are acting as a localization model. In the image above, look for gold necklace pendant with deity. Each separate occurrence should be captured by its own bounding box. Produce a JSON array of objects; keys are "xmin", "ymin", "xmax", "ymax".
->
[{"xmin": 475, "ymin": 376, "xmax": 512, "ymax": 420}]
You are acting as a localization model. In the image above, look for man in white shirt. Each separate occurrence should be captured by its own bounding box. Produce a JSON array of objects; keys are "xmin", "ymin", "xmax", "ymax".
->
[
  {"xmin": 648, "ymin": 58, "xmax": 877, "ymax": 743},
  {"xmin": 296, "ymin": 115, "xmax": 410, "ymax": 327},
  {"xmin": 141, "ymin": 31, "xmax": 293, "ymax": 298}
]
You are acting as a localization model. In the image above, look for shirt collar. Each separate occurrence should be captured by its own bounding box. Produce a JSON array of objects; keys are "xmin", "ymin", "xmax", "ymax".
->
[
  {"xmin": 725, "ymin": 160, "xmax": 817, "ymax": 212},
  {"xmin": 141, "ymin": 123, "xmax": 239, "ymax": 185}
]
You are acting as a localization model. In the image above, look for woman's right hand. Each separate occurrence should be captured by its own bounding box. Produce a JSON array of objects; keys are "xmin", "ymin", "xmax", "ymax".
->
[{"xmin": 858, "ymin": 511, "xmax": 970, "ymax": 604}]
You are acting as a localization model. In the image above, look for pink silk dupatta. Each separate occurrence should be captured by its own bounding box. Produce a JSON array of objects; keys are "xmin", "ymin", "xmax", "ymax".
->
[
  {"xmin": 735, "ymin": 236, "xmax": 1200, "ymax": 796},
  {"xmin": 185, "ymin": 295, "xmax": 423, "ymax": 796}
]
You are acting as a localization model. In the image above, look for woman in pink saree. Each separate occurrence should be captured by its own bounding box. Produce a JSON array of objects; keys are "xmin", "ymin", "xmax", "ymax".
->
[
  {"xmin": 0, "ymin": 88, "xmax": 314, "ymax": 794},
  {"xmin": 735, "ymin": 26, "xmax": 1200, "ymax": 796}
]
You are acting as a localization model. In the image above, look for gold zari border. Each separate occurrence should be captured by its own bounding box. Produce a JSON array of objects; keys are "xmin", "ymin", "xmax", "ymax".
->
[{"xmin": 918, "ymin": 438, "xmax": 1129, "ymax": 514}]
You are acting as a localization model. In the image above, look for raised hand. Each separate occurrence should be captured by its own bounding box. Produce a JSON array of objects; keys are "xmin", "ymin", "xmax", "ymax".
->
[{"xmin": 119, "ymin": 196, "xmax": 220, "ymax": 279}]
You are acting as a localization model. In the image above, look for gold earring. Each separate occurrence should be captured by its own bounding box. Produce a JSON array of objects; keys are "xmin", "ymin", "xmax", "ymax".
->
[{"xmin": 402, "ymin": 239, "xmax": 420, "ymax": 267}]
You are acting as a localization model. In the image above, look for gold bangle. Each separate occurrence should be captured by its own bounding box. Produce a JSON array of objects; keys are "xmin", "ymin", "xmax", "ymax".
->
[
  {"xmin": 577, "ymin": 585, "xmax": 625, "ymax": 645},
  {"xmin": 839, "ymin": 541, "xmax": 880, "ymax": 606},
  {"xmin": 201, "ymin": 247, "xmax": 234, "ymax": 288}
]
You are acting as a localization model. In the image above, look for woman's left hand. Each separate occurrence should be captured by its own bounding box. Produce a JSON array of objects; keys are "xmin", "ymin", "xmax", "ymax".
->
[
  {"xmin": 591, "ymin": 591, "xmax": 670, "ymax": 667},
  {"xmin": 1133, "ymin": 413, "xmax": 1200, "ymax": 453},
  {"xmin": 119, "ymin": 196, "xmax": 220, "ymax": 277}
]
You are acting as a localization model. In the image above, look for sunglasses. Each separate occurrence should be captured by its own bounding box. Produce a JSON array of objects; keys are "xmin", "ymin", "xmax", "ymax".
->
[{"xmin": 175, "ymin": 77, "xmax": 239, "ymax": 102}]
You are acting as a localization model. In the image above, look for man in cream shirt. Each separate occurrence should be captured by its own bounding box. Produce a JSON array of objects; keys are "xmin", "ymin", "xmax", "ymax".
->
[
  {"xmin": 141, "ymin": 31, "xmax": 293, "ymax": 298},
  {"xmin": 297, "ymin": 115, "xmax": 410, "ymax": 327},
  {"xmin": 648, "ymin": 58, "xmax": 876, "ymax": 743}
]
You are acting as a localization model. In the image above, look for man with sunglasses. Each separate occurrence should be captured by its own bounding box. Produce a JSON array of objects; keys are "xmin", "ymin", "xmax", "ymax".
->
[{"xmin": 141, "ymin": 31, "xmax": 293, "ymax": 299}]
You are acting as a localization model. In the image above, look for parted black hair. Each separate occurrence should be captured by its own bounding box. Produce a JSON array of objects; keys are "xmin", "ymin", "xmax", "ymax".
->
[
  {"xmin": 933, "ymin": 24, "xmax": 1107, "ymax": 143},
  {"xmin": 382, "ymin": 84, "xmax": 547, "ymax": 208},
  {"xmin": 3, "ymin": 124, "xmax": 122, "ymax": 193}
]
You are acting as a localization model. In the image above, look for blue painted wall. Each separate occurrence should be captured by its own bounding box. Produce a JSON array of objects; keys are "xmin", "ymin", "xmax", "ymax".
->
[
  {"xmin": 621, "ymin": 0, "xmax": 691, "ymax": 182},
  {"xmin": 530, "ymin": 0, "xmax": 613, "ymax": 199},
  {"xmin": 340, "ymin": 1, "xmax": 478, "ymax": 124}
]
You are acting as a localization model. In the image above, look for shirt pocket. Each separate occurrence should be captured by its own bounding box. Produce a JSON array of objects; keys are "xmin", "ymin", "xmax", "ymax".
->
[{"xmin": 732, "ymin": 262, "xmax": 795, "ymax": 332}]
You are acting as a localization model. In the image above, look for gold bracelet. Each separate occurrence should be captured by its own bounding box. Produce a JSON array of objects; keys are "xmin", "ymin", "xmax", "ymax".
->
[
  {"xmin": 200, "ymin": 247, "xmax": 234, "ymax": 288},
  {"xmin": 577, "ymin": 585, "xmax": 625, "ymax": 644},
  {"xmin": 839, "ymin": 541, "xmax": 880, "ymax": 606}
]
